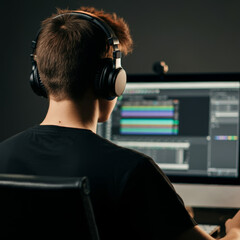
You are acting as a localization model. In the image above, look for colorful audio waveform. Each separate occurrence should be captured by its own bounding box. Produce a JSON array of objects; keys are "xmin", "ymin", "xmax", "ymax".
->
[
  {"xmin": 120, "ymin": 105, "xmax": 179, "ymax": 135},
  {"xmin": 214, "ymin": 135, "xmax": 238, "ymax": 141},
  {"xmin": 121, "ymin": 106, "xmax": 174, "ymax": 117}
]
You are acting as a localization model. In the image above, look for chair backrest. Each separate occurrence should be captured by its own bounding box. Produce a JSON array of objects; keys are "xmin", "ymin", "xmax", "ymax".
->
[{"xmin": 0, "ymin": 174, "xmax": 100, "ymax": 240}]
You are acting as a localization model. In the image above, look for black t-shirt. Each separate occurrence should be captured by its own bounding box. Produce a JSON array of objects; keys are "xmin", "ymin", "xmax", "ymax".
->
[{"xmin": 0, "ymin": 125, "xmax": 197, "ymax": 239}]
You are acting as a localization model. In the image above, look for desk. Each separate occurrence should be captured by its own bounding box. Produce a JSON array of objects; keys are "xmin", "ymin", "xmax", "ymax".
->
[{"xmin": 187, "ymin": 207, "xmax": 239, "ymax": 238}]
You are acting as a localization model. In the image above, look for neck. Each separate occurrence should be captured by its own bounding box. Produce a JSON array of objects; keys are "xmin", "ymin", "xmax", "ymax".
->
[{"xmin": 41, "ymin": 96, "xmax": 99, "ymax": 133}]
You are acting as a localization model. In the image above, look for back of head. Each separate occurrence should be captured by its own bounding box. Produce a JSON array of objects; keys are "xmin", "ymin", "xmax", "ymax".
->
[{"xmin": 35, "ymin": 7, "xmax": 133, "ymax": 101}]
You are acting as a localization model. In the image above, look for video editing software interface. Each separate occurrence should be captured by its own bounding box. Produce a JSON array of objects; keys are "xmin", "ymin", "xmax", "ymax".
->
[{"xmin": 97, "ymin": 79, "xmax": 240, "ymax": 180}]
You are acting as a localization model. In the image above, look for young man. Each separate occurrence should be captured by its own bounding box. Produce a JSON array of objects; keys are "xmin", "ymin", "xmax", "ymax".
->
[{"xmin": 0, "ymin": 7, "xmax": 240, "ymax": 240}]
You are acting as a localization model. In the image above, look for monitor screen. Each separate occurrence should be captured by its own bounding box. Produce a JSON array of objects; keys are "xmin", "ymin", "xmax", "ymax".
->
[{"xmin": 97, "ymin": 73, "xmax": 240, "ymax": 185}]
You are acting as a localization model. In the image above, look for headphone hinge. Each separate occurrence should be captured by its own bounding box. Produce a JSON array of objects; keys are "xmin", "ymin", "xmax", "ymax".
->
[{"xmin": 113, "ymin": 50, "xmax": 121, "ymax": 59}]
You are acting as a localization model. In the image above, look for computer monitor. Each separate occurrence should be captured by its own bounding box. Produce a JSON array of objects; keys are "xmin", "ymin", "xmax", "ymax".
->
[{"xmin": 97, "ymin": 73, "xmax": 240, "ymax": 207}]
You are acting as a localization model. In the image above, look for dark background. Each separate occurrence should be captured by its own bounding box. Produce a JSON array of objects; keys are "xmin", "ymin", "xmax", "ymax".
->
[{"xmin": 1, "ymin": 0, "xmax": 240, "ymax": 141}]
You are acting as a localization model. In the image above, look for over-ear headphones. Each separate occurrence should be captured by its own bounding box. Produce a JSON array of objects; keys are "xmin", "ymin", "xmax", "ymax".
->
[{"xmin": 30, "ymin": 11, "xmax": 127, "ymax": 100}]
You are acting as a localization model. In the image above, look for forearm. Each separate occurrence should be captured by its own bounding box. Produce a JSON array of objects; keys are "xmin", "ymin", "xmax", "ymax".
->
[
  {"xmin": 178, "ymin": 226, "xmax": 240, "ymax": 240},
  {"xmin": 178, "ymin": 210, "xmax": 240, "ymax": 240}
]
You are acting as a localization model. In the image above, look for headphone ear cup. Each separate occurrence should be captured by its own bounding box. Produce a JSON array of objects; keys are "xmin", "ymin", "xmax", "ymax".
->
[
  {"xmin": 29, "ymin": 62, "xmax": 47, "ymax": 98},
  {"xmin": 94, "ymin": 58, "xmax": 126, "ymax": 100},
  {"xmin": 94, "ymin": 58, "xmax": 114, "ymax": 99},
  {"xmin": 110, "ymin": 68, "xmax": 127, "ymax": 97}
]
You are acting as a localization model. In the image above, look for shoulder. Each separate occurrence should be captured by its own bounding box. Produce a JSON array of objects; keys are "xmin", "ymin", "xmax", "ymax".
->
[
  {"xmin": 1, "ymin": 131, "xmax": 26, "ymax": 147},
  {"xmin": 94, "ymin": 132, "xmax": 153, "ymax": 165},
  {"xmin": 93, "ymin": 133, "xmax": 162, "ymax": 181},
  {"xmin": 0, "ymin": 128, "xmax": 35, "ymax": 155},
  {"xmin": 1, "ymin": 126, "xmax": 34, "ymax": 144},
  {"xmin": 97, "ymin": 135, "xmax": 173, "ymax": 189}
]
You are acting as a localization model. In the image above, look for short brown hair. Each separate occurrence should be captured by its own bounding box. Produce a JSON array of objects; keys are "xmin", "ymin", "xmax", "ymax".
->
[{"xmin": 36, "ymin": 7, "xmax": 133, "ymax": 101}]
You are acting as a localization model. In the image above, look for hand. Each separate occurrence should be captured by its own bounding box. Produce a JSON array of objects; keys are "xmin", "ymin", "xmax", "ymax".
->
[{"xmin": 225, "ymin": 210, "xmax": 240, "ymax": 234}]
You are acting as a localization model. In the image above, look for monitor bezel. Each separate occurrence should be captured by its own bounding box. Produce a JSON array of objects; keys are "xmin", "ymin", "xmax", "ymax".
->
[{"xmin": 127, "ymin": 73, "xmax": 240, "ymax": 185}]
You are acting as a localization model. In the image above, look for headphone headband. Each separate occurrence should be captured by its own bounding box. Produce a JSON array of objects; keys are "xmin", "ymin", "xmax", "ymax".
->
[
  {"xmin": 31, "ymin": 11, "xmax": 122, "ymax": 68},
  {"xmin": 55, "ymin": 12, "xmax": 120, "ymax": 45}
]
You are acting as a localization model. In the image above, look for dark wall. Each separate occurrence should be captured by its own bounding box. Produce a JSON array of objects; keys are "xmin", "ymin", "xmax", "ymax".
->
[{"xmin": 1, "ymin": 0, "xmax": 240, "ymax": 141}]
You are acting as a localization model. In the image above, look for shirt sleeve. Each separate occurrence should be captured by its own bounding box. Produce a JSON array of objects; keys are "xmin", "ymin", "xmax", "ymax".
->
[{"xmin": 117, "ymin": 156, "xmax": 197, "ymax": 240}]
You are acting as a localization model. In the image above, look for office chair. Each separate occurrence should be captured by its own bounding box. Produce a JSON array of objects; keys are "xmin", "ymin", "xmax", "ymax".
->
[{"xmin": 0, "ymin": 174, "xmax": 100, "ymax": 239}]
